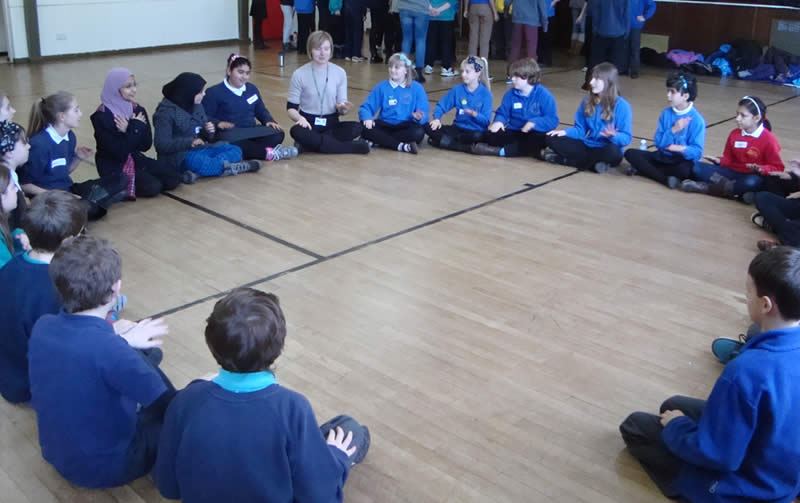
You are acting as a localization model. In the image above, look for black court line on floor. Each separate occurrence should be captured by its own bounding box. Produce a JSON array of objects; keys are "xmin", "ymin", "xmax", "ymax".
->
[
  {"xmin": 162, "ymin": 192, "xmax": 325, "ymax": 260},
  {"xmin": 704, "ymin": 94, "xmax": 800, "ymax": 129},
  {"xmin": 147, "ymin": 169, "xmax": 579, "ymax": 319}
]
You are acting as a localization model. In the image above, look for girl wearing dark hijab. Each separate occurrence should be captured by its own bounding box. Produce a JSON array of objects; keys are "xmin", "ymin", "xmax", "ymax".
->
[{"xmin": 153, "ymin": 72, "xmax": 259, "ymax": 184}]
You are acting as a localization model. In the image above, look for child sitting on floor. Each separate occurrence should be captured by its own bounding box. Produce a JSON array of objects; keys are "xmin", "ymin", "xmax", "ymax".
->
[
  {"xmin": 679, "ymin": 95, "xmax": 784, "ymax": 199},
  {"xmin": 623, "ymin": 71, "xmax": 705, "ymax": 187},
  {"xmin": 29, "ymin": 235, "xmax": 175, "ymax": 488},
  {"xmin": 154, "ymin": 287, "xmax": 370, "ymax": 503},
  {"xmin": 358, "ymin": 53, "xmax": 429, "ymax": 154}
]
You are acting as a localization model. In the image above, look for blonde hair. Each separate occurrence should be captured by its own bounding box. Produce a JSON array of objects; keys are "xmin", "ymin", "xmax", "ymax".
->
[
  {"xmin": 460, "ymin": 56, "xmax": 490, "ymax": 90},
  {"xmin": 28, "ymin": 91, "xmax": 75, "ymax": 137},
  {"xmin": 584, "ymin": 62, "xmax": 619, "ymax": 122},
  {"xmin": 0, "ymin": 166, "xmax": 13, "ymax": 255},
  {"xmin": 509, "ymin": 57, "xmax": 541, "ymax": 86},
  {"xmin": 306, "ymin": 31, "xmax": 334, "ymax": 59},
  {"xmin": 387, "ymin": 53, "xmax": 416, "ymax": 87}
]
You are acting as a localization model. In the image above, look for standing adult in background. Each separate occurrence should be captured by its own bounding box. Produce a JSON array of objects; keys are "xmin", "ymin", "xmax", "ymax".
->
[
  {"xmin": 398, "ymin": 0, "xmax": 433, "ymax": 82},
  {"xmin": 251, "ymin": 0, "xmax": 269, "ymax": 49},
  {"xmin": 537, "ymin": 0, "xmax": 559, "ymax": 66},
  {"xmin": 368, "ymin": 0, "xmax": 390, "ymax": 62},
  {"xmin": 465, "ymin": 0, "xmax": 498, "ymax": 62},
  {"xmin": 280, "ymin": 0, "xmax": 296, "ymax": 50},
  {"xmin": 621, "ymin": 0, "xmax": 655, "ymax": 78},
  {"xmin": 343, "ymin": 0, "xmax": 367, "ymax": 61},
  {"xmin": 588, "ymin": 0, "xmax": 629, "ymax": 71},
  {"xmin": 568, "ymin": 0, "xmax": 585, "ymax": 55},
  {"xmin": 507, "ymin": 0, "xmax": 547, "ymax": 80},
  {"xmin": 296, "ymin": 0, "xmax": 317, "ymax": 55}
]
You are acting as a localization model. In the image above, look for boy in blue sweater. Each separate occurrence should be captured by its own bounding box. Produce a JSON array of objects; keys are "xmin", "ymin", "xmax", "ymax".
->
[
  {"xmin": 0, "ymin": 190, "xmax": 86, "ymax": 403},
  {"xmin": 472, "ymin": 58, "xmax": 558, "ymax": 157},
  {"xmin": 620, "ymin": 246, "xmax": 800, "ymax": 503},
  {"xmin": 154, "ymin": 288, "xmax": 369, "ymax": 503},
  {"xmin": 621, "ymin": 0, "xmax": 655, "ymax": 78},
  {"xmin": 29, "ymin": 235, "xmax": 174, "ymax": 488},
  {"xmin": 624, "ymin": 71, "xmax": 705, "ymax": 186},
  {"xmin": 359, "ymin": 53, "xmax": 429, "ymax": 154}
]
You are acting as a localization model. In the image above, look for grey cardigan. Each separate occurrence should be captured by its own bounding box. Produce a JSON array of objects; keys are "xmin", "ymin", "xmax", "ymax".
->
[{"xmin": 153, "ymin": 98, "xmax": 216, "ymax": 171}]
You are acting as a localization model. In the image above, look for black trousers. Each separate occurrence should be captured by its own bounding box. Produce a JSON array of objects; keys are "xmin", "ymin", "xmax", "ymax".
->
[
  {"xmin": 485, "ymin": 129, "xmax": 548, "ymax": 157},
  {"xmin": 755, "ymin": 191, "xmax": 800, "ymax": 247},
  {"xmin": 370, "ymin": 6, "xmax": 389, "ymax": 55},
  {"xmin": 620, "ymin": 395, "xmax": 704, "ymax": 500},
  {"xmin": 232, "ymin": 130, "xmax": 286, "ymax": 160},
  {"xmin": 590, "ymin": 34, "xmax": 626, "ymax": 71},
  {"xmin": 131, "ymin": 153, "xmax": 181, "ymax": 197},
  {"xmin": 384, "ymin": 13, "xmax": 403, "ymax": 55},
  {"xmin": 425, "ymin": 124, "xmax": 483, "ymax": 153},
  {"xmin": 70, "ymin": 173, "xmax": 130, "ymax": 220},
  {"xmin": 624, "ymin": 149, "xmax": 694, "ymax": 187},
  {"xmin": 537, "ymin": 22, "xmax": 554, "ymax": 66},
  {"xmin": 290, "ymin": 112, "xmax": 366, "ymax": 154},
  {"xmin": 425, "ymin": 20, "xmax": 454, "ymax": 69},
  {"xmin": 491, "ymin": 13, "xmax": 513, "ymax": 60},
  {"xmin": 362, "ymin": 120, "xmax": 424, "ymax": 149},
  {"xmin": 344, "ymin": 7, "xmax": 365, "ymax": 58},
  {"xmin": 297, "ymin": 12, "xmax": 316, "ymax": 54},
  {"xmin": 547, "ymin": 135, "xmax": 623, "ymax": 171}
]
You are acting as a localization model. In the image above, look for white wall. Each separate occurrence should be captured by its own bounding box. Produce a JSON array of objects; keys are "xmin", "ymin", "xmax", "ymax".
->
[
  {"xmin": 33, "ymin": 0, "xmax": 239, "ymax": 57},
  {"xmin": 6, "ymin": 0, "xmax": 27, "ymax": 60}
]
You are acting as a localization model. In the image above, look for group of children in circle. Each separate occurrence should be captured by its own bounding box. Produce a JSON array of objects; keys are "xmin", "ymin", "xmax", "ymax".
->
[{"xmin": 0, "ymin": 28, "xmax": 795, "ymax": 267}]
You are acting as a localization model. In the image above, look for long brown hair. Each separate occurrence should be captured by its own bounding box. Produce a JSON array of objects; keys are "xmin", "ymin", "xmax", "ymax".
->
[
  {"xmin": 28, "ymin": 91, "xmax": 75, "ymax": 137},
  {"xmin": 0, "ymin": 166, "xmax": 13, "ymax": 254},
  {"xmin": 584, "ymin": 63, "xmax": 619, "ymax": 122}
]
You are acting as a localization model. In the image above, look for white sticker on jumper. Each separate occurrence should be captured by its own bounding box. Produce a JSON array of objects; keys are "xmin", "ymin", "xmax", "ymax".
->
[
  {"xmin": 458, "ymin": 109, "xmax": 465, "ymax": 115},
  {"xmin": 314, "ymin": 117, "xmax": 327, "ymax": 127},
  {"xmin": 51, "ymin": 158, "xmax": 67, "ymax": 168},
  {"xmin": 247, "ymin": 94, "xmax": 259, "ymax": 104},
  {"xmin": 194, "ymin": 126, "xmax": 201, "ymax": 135},
  {"xmin": 388, "ymin": 98, "xmax": 398, "ymax": 106},
  {"xmin": 513, "ymin": 102, "xmax": 523, "ymax": 109},
  {"xmin": 734, "ymin": 141, "xmax": 748, "ymax": 148}
]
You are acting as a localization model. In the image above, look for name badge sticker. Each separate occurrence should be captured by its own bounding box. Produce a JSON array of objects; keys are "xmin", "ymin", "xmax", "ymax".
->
[
  {"xmin": 734, "ymin": 141, "xmax": 748, "ymax": 148},
  {"xmin": 458, "ymin": 109, "xmax": 465, "ymax": 115},
  {"xmin": 388, "ymin": 98, "xmax": 398, "ymax": 106},
  {"xmin": 246, "ymin": 94, "xmax": 259, "ymax": 104},
  {"xmin": 194, "ymin": 126, "xmax": 201, "ymax": 135},
  {"xmin": 51, "ymin": 158, "xmax": 67, "ymax": 168},
  {"xmin": 513, "ymin": 102, "xmax": 523, "ymax": 109},
  {"xmin": 314, "ymin": 117, "xmax": 328, "ymax": 127}
]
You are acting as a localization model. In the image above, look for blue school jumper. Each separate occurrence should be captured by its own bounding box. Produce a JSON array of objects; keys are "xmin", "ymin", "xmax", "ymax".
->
[
  {"xmin": 663, "ymin": 326, "xmax": 800, "ymax": 503},
  {"xmin": 630, "ymin": 0, "xmax": 656, "ymax": 29},
  {"xmin": 154, "ymin": 374, "xmax": 350, "ymax": 503},
  {"xmin": 29, "ymin": 312, "xmax": 167, "ymax": 488},
  {"xmin": 493, "ymin": 85, "xmax": 559, "ymax": 132},
  {"xmin": 590, "ymin": 0, "xmax": 630, "ymax": 37},
  {"xmin": 0, "ymin": 253, "xmax": 61, "ymax": 403},
  {"xmin": 202, "ymin": 81, "xmax": 276, "ymax": 128},
  {"xmin": 358, "ymin": 80, "xmax": 430, "ymax": 124},
  {"xmin": 652, "ymin": 104, "xmax": 706, "ymax": 161},
  {"xmin": 20, "ymin": 127, "xmax": 76, "ymax": 190},
  {"xmin": 433, "ymin": 83, "xmax": 493, "ymax": 131},
  {"xmin": 565, "ymin": 96, "xmax": 632, "ymax": 148}
]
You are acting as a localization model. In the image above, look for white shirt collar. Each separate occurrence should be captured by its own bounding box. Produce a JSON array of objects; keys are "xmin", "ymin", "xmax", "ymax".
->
[
  {"xmin": 672, "ymin": 102, "xmax": 693, "ymax": 116},
  {"xmin": 45, "ymin": 125, "xmax": 69, "ymax": 144},
  {"xmin": 224, "ymin": 79, "xmax": 246, "ymax": 97},
  {"xmin": 742, "ymin": 123, "xmax": 764, "ymax": 138},
  {"xmin": 389, "ymin": 80, "xmax": 406, "ymax": 89},
  {"xmin": 10, "ymin": 169, "xmax": 20, "ymax": 191}
]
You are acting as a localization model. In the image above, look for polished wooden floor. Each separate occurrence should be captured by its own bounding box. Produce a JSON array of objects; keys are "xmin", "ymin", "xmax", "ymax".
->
[{"xmin": 1, "ymin": 41, "xmax": 800, "ymax": 502}]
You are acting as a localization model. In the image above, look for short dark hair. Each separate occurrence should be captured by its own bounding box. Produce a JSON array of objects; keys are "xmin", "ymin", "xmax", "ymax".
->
[
  {"xmin": 666, "ymin": 71, "xmax": 698, "ymax": 102},
  {"xmin": 205, "ymin": 288, "xmax": 287, "ymax": 373},
  {"xmin": 227, "ymin": 53, "xmax": 251, "ymax": 73},
  {"xmin": 749, "ymin": 246, "xmax": 800, "ymax": 320},
  {"xmin": 50, "ymin": 235, "xmax": 122, "ymax": 313},
  {"xmin": 22, "ymin": 190, "xmax": 88, "ymax": 252},
  {"xmin": 509, "ymin": 57, "xmax": 541, "ymax": 86}
]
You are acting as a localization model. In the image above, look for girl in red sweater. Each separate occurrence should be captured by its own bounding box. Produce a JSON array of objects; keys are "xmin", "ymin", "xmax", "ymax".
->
[{"xmin": 680, "ymin": 95, "xmax": 784, "ymax": 199}]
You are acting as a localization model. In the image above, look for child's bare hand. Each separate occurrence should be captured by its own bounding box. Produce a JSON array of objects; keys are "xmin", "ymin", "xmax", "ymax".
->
[
  {"xmin": 429, "ymin": 119, "xmax": 442, "ymax": 130},
  {"xmin": 76, "ymin": 146, "xmax": 94, "ymax": 161},
  {"xmin": 15, "ymin": 232, "xmax": 30, "ymax": 251},
  {"xmin": 113, "ymin": 319, "xmax": 137, "ymax": 335},
  {"xmin": 547, "ymin": 129, "xmax": 567, "ymax": 137},
  {"xmin": 521, "ymin": 121, "xmax": 535, "ymax": 133},
  {"xmin": 600, "ymin": 124, "xmax": 618, "ymax": 137},
  {"xmin": 191, "ymin": 138, "xmax": 205, "ymax": 147},
  {"xmin": 204, "ymin": 121, "xmax": 215, "ymax": 134},
  {"xmin": 671, "ymin": 116, "xmax": 691, "ymax": 134},
  {"xmin": 120, "ymin": 318, "xmax": 168, "ymax": 349},
  {"xmin": 787, "ymin": 191, "xmax": 800, "ymax": 199},
  {"xmin": 326, "ymin": 426, "xmax": 357, "ymax": 457},
  {"xmin": 363, "ymin": 119, "xmax": 374, "ymax": 129},
  {"xmin": 463, "ymin": 108, "xmax": 478, "ymax": 117},
  {"xmin": 488, "ymin": 121, "xmax": 505, "ymax": 133},
  {"xmin": 265, "ymin": 121, "xmax": 283, "ymax": 131},
  {"xmin": 217, "ymin": 121, "xmax": 235, "ymax": 130},
  {"xmin": 666, "ymin": 144, "xmax": 686, "ymax": 153},
  {"xmin": 114, "ymin": 115, "xmax": 129, "ymax": 133},
  {"xmin": 703, "ymin": 155, "xmax": 720, "ymax": 165},
  {"xmin": 660, "ymin": 410, "xmax": 684, "ymax": 426},
  {"xmin": 336, "ymin": 101, "xmax": 354, "ymax": 114},
  {"xmin": 747, "ymin": 163, "xmax": 762, "ymax": 174},
  {"xmin": 412, "ymin": 109, "xmax": 424, "ymax": 121},
  {"xmin": 132, "ymin": 111, "xmax": 147, "ymax": 123},
  {"xmin": 769, "ymin": 171, "xmax": 792, "ymax": 179}
]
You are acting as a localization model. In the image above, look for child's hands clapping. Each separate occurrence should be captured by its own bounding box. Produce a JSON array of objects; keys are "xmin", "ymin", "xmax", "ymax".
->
[{"xmin": 600, "ymin": 124, "xmax": 618, "ymax": 138}]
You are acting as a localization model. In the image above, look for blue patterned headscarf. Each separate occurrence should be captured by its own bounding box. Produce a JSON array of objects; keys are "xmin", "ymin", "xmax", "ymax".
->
[{"xmin": 0, "ymin": 121, "xmax": 22, "ymax": 154}]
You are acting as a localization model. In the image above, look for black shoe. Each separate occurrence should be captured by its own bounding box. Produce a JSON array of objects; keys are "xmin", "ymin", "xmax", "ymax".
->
[
  {"xmin": 630, "ymin": 71, "xmax": 640, "ymax": 79},
  {"xmin": 371, "ymin": 55, "xmax": 383, "ymax": 63},
  {"xmin": 470, "ymin": 142, "xmax": 501, "ymax": 156},
  {"xmin": 415, "ymin": 69, "xmax": 426, "ymax": 83},
  {"xmin": 253, "ymin": 39, "xmax": 266, "ymax": 50}
]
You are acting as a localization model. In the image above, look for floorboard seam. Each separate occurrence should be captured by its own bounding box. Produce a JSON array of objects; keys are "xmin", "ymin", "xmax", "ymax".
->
[
  {"xmin": 162, "ymin": 192, "xmax": 325, "ymax": 260},
  {"xmin": 145, "ymin": 169, "xmax": 579, "ymax": 319}
]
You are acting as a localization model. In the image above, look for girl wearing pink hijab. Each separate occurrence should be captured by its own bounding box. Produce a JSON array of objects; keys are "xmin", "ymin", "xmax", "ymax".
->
[{"xmin": 90, "ymin": 68, "xmax": 180, "ymax": 199}]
